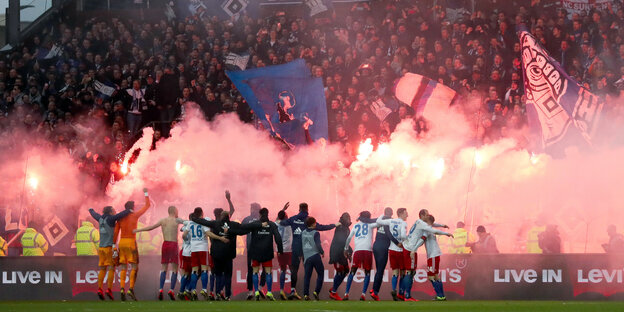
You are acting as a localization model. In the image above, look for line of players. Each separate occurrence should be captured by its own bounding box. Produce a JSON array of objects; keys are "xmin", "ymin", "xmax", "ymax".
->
[{"xmin": 88, "ymin": 189, "xmax": 453, "ymax": 301}]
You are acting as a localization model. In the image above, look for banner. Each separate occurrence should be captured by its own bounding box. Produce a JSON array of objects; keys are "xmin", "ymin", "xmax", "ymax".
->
[
  {"xmin": 177, "ymin": 0, "xmax": 252, "ymax": 20},
  {"xmin": 1, "ymin": 254, "xmax": 624, "ymax": 301},
  {"xmin": 562, "ymin": 0, "xmax": 613, "ymax": 17},
  {"xmin": 518, "ymin": 25, "xmax": 603, "ymax": 153},
  {"xmin": 247, "ymin": 76, "xmax": 329, "ymax": 146},
  {"xmin": 394, "ymin": 73, "xmax": 457, "ymax": 117}
]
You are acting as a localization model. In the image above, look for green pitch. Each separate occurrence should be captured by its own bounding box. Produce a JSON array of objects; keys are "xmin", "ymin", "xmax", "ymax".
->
[{"xmin": 2, "ymin": 301, "xmax": 624, "ymax": 312}]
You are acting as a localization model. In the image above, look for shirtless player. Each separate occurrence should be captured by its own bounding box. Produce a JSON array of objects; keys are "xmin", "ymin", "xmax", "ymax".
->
[{"xmin": 134, "ymin": 205, "xmax": 184, "ymax": 300}]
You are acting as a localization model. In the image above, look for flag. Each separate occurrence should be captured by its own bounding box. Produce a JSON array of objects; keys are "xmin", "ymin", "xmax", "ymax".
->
[
  {"xmin": 226, "ymin": 59, "xmax": 310, "ymax": 123},
  {"xmin": 221, "ymin": 0, "xmax": 248, "ymax": 17},
  {"xmin": 518, "ymin": 25, "xmax": 603, "ymax": 153},
  {"xmin": 394, "ymin": 73, "xmax": 457, "ymax": 117},
  {"xmin": 246, "ymin": 76, "xmax": 328, "ymax": 146},
  {"xmin": 225, "ymin": 52, "xmax": 250, "ymax": 70},
  {"xmin": 304, "ymin": 0, "xmax": 331, "ymax": 16},
  {"xmin": 44, "ymin": 44, "xmax": 63, "ymax": 59},
  {"xmin": 370, "ymin": 97, "xmax": 392, "ymax": 122},
  {"xmin": 93, "ymin": 80, "xmax": 116, "ymax": 97}
]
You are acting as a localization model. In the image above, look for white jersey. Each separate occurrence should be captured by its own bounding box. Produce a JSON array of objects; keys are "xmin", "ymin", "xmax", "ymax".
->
[
  {"xmin": 187, "ymin": 218, "xmax": 211, "ymax": 252},
  {"xmin": 376, "ymin": 216, "xmax": 407, "ymax": 252},
  {"xmin": 181, "ymin": 221, "xmax": 192, "ymax": 257},
  {"xmin": 345, "ymin": 222, "xmax": 378, "ymax": 252},
  {"xmin": 403, "ymin": 219, "xmax": 448, "ymax": 252},
  {"xmin": 277, "ymin": 221, "xmax": 293, "ymax": 253},
  {"xmin": 424, "ymin": 230, "xmax": 442, "ymax": 259}
]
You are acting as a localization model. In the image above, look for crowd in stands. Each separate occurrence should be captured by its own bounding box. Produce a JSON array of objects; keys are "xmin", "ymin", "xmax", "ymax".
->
[{"xmin": 1, "ymin": 0, "xmax": 624, "ymax": 191}]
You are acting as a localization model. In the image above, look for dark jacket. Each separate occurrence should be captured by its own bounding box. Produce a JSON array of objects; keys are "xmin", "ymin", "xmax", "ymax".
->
[
  {"xmin": 329, "ymin": 224, "xmax": 351, "ymax": 264},
  {"xmin": 249, "ymin": 220, "xmax": 283, "ymax": 262}
]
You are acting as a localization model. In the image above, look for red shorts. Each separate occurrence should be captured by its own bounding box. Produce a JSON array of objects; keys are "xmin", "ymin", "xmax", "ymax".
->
[
  {"xmin": 278, "ymin": 252, "xmax": 292, "ymax": 270},
  {"xmin": 252, "ymin": 259, "xmax": 273, "ymax": 268},
  {"xmin": 179, "ymin": 250, "xmax": 192, "ymax": 272},
  {"xmin": 389, "ymin": 250, "xmax": 404, "ymax": 270},
  {"xmin": 427, "ymin": 256, "xmax": 440, "ymax": 276},
  {"xmin": 352, "ymin": 250, "xmax": 373, "ymax": 271},
  {"xmin": 161, "ymin": 241, "xmax": 179, "ymax": 264},
  {"xmin": 333, "ymin": 262, "xmax": 349, "ymax": 274},
  {"xmin": 191, "ymin": 251, "xmax": 208, "ymax": 267},
  {"xmin": 403, "ymin": 249, "xmax": 416, "ymax": 270}
]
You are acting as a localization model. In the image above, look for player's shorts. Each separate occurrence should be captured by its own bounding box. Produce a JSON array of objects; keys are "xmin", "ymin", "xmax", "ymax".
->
[
  {"xmin": 427, "ymin": 256, "xmax": 441, "ymax": 276},
  {"xmin": 252, "ymin": 259, "xmax": 273, "ymax": 268},
  {"xmin": 98, "ymin": 246, "xmax": 113, "ymax": 267},
  {"xmin": 118, "ymin": 238, "xmax": 139, "ymax": 264},
  {"xmin": 403, "ymin": 249, "xmax": 416, "ymax": 270},
  {"xmin": 191, "ymin": 251, "xmax": 208, "ymax": 267},
  {"xmin": 278, "ymin": 252, "xmax": 292, "ymax": 269},
  {"xmin": 179, "ymin": 250, "xmax": 192, "ymax": 272},
  {"xmin": 388, "ymin": 250, "xmax": 404, "ymax": 270},
  {"xmin": 334, "ymin": 261, "xmax": 349, "ymax": 274},
  {"xmin": 158, "ymin": 241, "xmax": 176, "ymax": 264},
  {"xmin": 352, "ymin": 250, "xmax": 373, "ymax": 271}
]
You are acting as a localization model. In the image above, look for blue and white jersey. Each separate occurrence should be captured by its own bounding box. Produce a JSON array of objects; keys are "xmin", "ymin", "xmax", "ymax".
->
[
  {"xmin": 345, "ymin": 221, "xmax": 378, "ymax": 252},
  {"xmin": 376, "ymin": 216, "xmax": 407, "ymax": 252},
  {"xmin": 187, "ymin": 217, "xmax": 211, "ymax": 252}
]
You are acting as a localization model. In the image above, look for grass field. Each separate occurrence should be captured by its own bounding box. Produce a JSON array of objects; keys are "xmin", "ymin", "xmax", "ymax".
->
[{"xmin": 2, "ymin": 301, "xmax": 624, "ymax": 312}]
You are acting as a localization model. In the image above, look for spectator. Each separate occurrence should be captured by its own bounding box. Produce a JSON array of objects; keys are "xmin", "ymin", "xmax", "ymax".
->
[
  {"xmin": 602, "ymin": 225, "xmax": 624, "ymax": 253},
  {"xmin": 538, "ymin": 225, "xmax": 562, "ymax": 254},
  {"xmin": 467, "ymin": 225, "xmax": 499, "ymax": 254}
]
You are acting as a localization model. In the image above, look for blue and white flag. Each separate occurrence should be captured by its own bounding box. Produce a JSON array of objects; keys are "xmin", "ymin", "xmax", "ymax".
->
[
  {"xmin": 225, "ymin": 52, "xmax": 250, "ymax": 70},
  {"xmin": 518, "ymin": 25, "xmax": 603, "ymax": 152},
  {"xmin": 226, "ymin": 59, "xmax": 310, "ymax": 123},
  {"xmin": 247, "ymin": 76, "xmax": 328, "ymax": 146},
  {"xmin": 93, "ymin": 80, "xmax": 116, "ymax": 98},
  {"xmin": 394, "ymin": 73, "xmax": 457, "ymax": 116}
]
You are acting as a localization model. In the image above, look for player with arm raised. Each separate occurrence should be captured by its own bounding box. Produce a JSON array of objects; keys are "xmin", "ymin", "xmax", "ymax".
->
[
  {"xmin": 376, "ymin": 207, "xmax": 408, "ymax": 301},
  {"xmin": 88, "ymin": 204, "xmax": 133, "ymax": 300},
  {"xmin": 276, "ymin": 202, "xmax": 293, "ymax": 300},
  {"xmin": 277, "ymin": 202, "xmax": 337, "ymax": 300},
  {"xmin": 113, "ymin": 188, "xmax": 150, "ymax": 301},
  {"xmin": 134, "ymin": 205, "xmax": 185, "ymax": 300},
  {"xmin": 343, "ymin": 211, "xmax": 377, "ymax": 301}
]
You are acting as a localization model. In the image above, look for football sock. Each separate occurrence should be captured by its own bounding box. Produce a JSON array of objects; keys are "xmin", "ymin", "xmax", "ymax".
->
[
  {"xmin": 98, "ymin": 269, "xmax": 106, "ymax": 289},
  {"xmin": 201, "ymin": 271, "xmax": 208, "ymax": 290},
  {"xmin": 210, "ymin": 272, "xmax": 215, "ymax": 292},
  {"xmin": 190, "ymin": 272, "xmax": 199, "ymax": 291},
  {"xmin": 253, "ymin": 273, "xmax": 259, "ymax": 292},
  {"xmin": 406, "ymin": 274, "xmax": 414, "ymax": 296},
  {"xmin": 171, "ymin": 272, "xmax": 178, "ymax": 291},
  {"xmin": 430, "ymin": 280, "xmax": 439, "ymax": 297},
  {"xmin": 120, "ymin": 269, "xmax": 127, "ymax": 289},
  {"xmin": 345, "ymin": 273, "xmax": 354, "ymax": 294},
  {"xmin": 129, "ymin": 268, "xmax": 138, "ymax": 289},
  {"xmin": 332, "ymin": 272, "xmax": 343, "ymax": 292},
  {"xmin": 280, "ymin": 271, "xmax": 286, "ymax": 290},
  {"xmin": 179, "ymin": 274, "xmax": 188, "ymax": 293},
  {"xmin": 106, "ymin": 269, "xmax": 115, "ymax": 289},
  {"xmin": 362, "ymin": 274, "xmax": 370, "ymax": 294},
  {"xmin": 159, "ymin": 271, "xmax": 166, "ymax": 290},
  {"xmin": 391, "ymin": 275, "xmax": 398, "ymax": 291},
  {"xmin": 267, "ymin": 272, "xmax": 273, "ymax": 292},
  {"xmin": 436, "ymin": 280, "xmax": 445, "ymax": 297}
]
